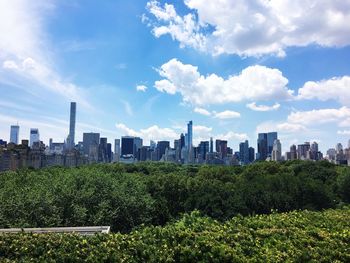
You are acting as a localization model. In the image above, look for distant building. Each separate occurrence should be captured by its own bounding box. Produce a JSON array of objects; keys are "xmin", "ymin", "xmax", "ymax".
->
[
  {"xmin": 114, "ymin": 139, "xmax": 120, "ymax": 161},
  {"xmin": 297, "ymin": 142, "xmax": 310, "ymax": 160},
  {"xmin": 187, "ymin": 121, "xmax": 193, "ymax": 149},
  {"xmin": 157, "ymin": 141, "xmax": 170, "ymax": 161},
  {"xmin": 10, "ymin": 125, "xmax": 20, "ymax": 145},
  {"xmin": 83, "ymin": 133, "xmax": 100, "ymax": 162},
  {"xmin": 198, "ymin": 141, "xmax": 209, "ymax": 162},
  {"xmin": 239, "ymin": 140, "xmax": 249, "ymax": 165},
  {"xmin": 121, "ymin": 136, "xmax": 134, "ymax": 156},
  {"xmin": 248, "ymin": 147, "xmax": 255, "ymax": 163},
  {"xmin": 257, "ymin": 132, "xmax": 277, "ymax": 161},
  {"xmin": 30, "ymin": 128, "xmax": 40, "ymax": 147},
  {"xmin": 67, "ymin": 102, "xmax": 76, "ymax": 149},
  {"xmin": 272, "ymin": 139, "xmax": 282, "ymax": 161}
]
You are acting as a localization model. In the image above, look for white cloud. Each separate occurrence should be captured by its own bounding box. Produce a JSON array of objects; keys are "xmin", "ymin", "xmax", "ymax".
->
[
  {"xmin": 256, "ymin": 121, "xmax": 307, "ymax": 134},
  {"xmin": 0, "ymin": 0, "xmax": 91, "ymax": 108},
  {"xmin": 213, "ymin": 110, "xmax": 241, "ymax": 119},
  {"xmin": 194, "ymin": 107, "xmax": 211, "ymax": 116},
  {"xmin": 287, "ymin": 107, "xmax": 350, "ymax": 126},
  {"xmin": 193, "ymin": 125, "xmax": 212, "ymax": 134},
  {"xmin": 337, "ymin": 130, "xmax": 350, "ymax": 135},
  {"xmin": 146, "ymin": 0, "xmax": 350, "ymax": 57},
  {"xmin": 146, "ymin": 1, "xmax": 206, "ymax": 51},
  {"xmin": 115, "ymin": 123, "xmax": 178, "ymax": 143},
  {"xmin": 154, "ymin": 58, "xmax": 292, "ymax": 105},
  {"xmin": 216, "ymin": 131, "xmax": 249, "ymax": 142},
  {"xmin": 297, "ymin": 76, "xmax": 350, "ymax": 106},
  {"xmin": 3, "ymin": 60, "xmax": 19, "ymax": 69},
  {"xmin": 246, "ymin": 102, "xmax": 280, "ymax": 112},
  {"xmin": 136, "ymin": 85, "xmax": 148, "ymax": 92}
]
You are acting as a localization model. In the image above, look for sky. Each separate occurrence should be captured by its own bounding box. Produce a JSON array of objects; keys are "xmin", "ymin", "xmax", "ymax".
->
[{"xmin": 1, "ymin": 0, "xmax": 350, "ymax": 153}]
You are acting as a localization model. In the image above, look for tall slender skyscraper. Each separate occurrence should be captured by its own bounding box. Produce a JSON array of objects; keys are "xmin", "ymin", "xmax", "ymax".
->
[
  {"xmin": 10, "ymin": 125, "xmax": 19, "ymax": 144},
  {"xmin": 68, "ymin": 102, "xmax": 76, "ymax": 149},
  {"xmin": 30, "ymin": 128, "xmax": 40, "ymax": 147},
  {"xmin": 187, "ymin": 121, "xmax": 193, "ymax": 149}
]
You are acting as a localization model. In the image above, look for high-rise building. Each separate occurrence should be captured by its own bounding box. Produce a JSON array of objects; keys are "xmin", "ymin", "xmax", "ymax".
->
[
  {"xmin": 257, "ymin": 132, "xmax": 277, "ymax": 160},
  {"xmin": 289, "ymin": 144, "xmax": 297, "ymax": 160},
  {"xmin": 210, "ymin": 137, "xmax": 213, "ymax": 153},
  {"xmin": 187, "ymin": 121, "xmax": 193, "ymax": 149},
  {"xmin": 10, "ymin": 125, "xmax": 19, "ymax": 144},
  {"xmin": 248, "ymin": 147, "xmax": 255, "ymax": 163},
  {"xmin": 180, "ymin": 134, "xmax": 185, "ymax": 149},
  {"xmin": 239, "ymin": 140, "xmax": 249, "ymax": 165},
  {"xmin": 134, "ymin": 137, "xmax": 143, "ymax": 159},
  {"xmin": 216, "ymin": 140, "xmax": 228, "ymax": 158},
  {"xmin": 67, "ymin": 102, "xmax": 76, "ymax": 149},
  {"xmin": 272, "ymin": 139, "xmax": 282, "ymax": 161},
  {"xmin": 297, "ymin": 142, "xmax": 310, "ymax": 160},
  {"xmin": 30, "ymin": 128, "xmax": 40, "ymax": 147},
  {"xmin": 113, "ymin": 139, "xmax": 121, "ymax": 162},
  {"xmin": 267, "ymin": 132, "xmax": 278, "ymax": 157},
  {"xmin": 83, "ymin": 132, "xmax": 100, "ymax": 158},
  {"xmin": 198, "ymin": 141, "xmax": 209, "ymax": 161},
  {"xmin": 157, "ymin": 141, "xmax": 170, "ymax": 160},
  {"xmin": 257, "ymin": 133, "xmax": 267, "ymax": 161},
  {"xmin": 98, "ymin": 137, "xmax": 108, "ymax": 162},
  {"xmin": 336, "ymin": 143, "xmax": 343, "ymax": 153},
  {"xmin": 121, "ymin": 136, "xmax": 135, "ymax": 156}
]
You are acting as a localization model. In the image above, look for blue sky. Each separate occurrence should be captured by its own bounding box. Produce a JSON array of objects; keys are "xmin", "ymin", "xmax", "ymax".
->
[{"xmin": 1, "ymin": 0, "xmax": 350, "ymax": 153}]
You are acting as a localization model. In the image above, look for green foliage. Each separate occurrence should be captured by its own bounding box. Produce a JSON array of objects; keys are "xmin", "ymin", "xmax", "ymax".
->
[
  {"xmin": 0, "ymin": 161, "xmax": 349, "ymax": 233},
  {"xmin": 0, "ymin": 208, "xmax": 349, "ymax": 262}
]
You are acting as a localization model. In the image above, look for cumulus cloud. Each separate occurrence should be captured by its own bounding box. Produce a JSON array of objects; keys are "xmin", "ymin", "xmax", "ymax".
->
[
  {"xmin": 337, "ymin": 130, "xmax": 350, "ymax": 135},
  {"xmin": 213, "ymin": 110, "xmax": 241, "ymax": 119},
  {"xmin": 145, "ymin": 0, "xmax": 206, "ymax": 51},
  {"xmin": 216, "ymin": 131, "xmax": 249, "ymax": 142},
  {"xmin": 116, "ymin": 123, "xmax": 179, "ymax": 143},
  {"xmin": 146, "ymin": 0, "xmax": 350, "ymax": 57},
  {"xmin": 154, "ymin": 58, "xmax": 292, "ymax": 105},
  {"xmin": 136, "ymin": 85, "xmax": 148, "ymax": 92},
  {"xmin": 194, "ymin": 107, "xmax": 211, "ymax": 116},
  {"xmin": 246, "ymin": 102, "xmax": 280, "ymax": 112},
  {"xmin": 287, "ymin": 107, "xmax": 350, "ymax": 125},
  {"xmin": 297, "ymin": 76, "xmax": 350, "ymax": 106},
  {"xmin": 257, "ymin": 121, "xmax": 307, "ymax": 134}
]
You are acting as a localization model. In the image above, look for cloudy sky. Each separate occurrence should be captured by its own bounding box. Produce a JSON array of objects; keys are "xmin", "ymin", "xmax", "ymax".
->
[{"xmin": 1, "ymin": 0, "xmax": 350, "ymax": 153}]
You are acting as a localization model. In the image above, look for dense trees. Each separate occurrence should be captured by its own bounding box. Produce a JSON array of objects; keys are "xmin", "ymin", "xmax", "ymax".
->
[
  {"xmin": 1, "ymin": 208, "xmax": 349, "ymax": 262},
  {"xmin": 0, "ymin": 161, "xmax": 349, "ymax": 232}
]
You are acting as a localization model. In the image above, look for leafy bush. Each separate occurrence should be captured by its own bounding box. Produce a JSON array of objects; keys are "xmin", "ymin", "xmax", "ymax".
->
[
  {"xmin": 0, "ymin": 208, "xmax": 349, "ymax": 262},
  {"xmin": 0, "ymin": 161, "xmax": 349, "ymax": 232}
]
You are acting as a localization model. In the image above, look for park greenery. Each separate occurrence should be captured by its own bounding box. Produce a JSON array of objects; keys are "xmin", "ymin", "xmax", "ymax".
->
[
  {"xmin": 0, "ymin": 208, "xmax": 349, "ymax": 262},
  {"xmin": 0, "ymin": 161, "xmax": 350, "ymax": 261},
  {"xmin": 0, "ymin": 161, "xmax": 350, "ymax": 232}
]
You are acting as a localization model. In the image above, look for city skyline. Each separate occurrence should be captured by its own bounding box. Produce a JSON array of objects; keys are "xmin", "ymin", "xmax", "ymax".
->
[{"xmin": 1, "ymin": 1, "xmax": 350, "ymax": 153}]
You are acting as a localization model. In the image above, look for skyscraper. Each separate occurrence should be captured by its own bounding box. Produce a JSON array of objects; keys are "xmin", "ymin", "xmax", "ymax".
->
[
  {"xmin": 210, "ymin": 137, "xmax": 213, "ymax": 153},
  {"xmin": 10, "ymin": 125, "xmax": 19, "ymax": 144},
  {"xmin": 239, "ymin": 140, "xmax": 249, "ymax": 165},
  {"xmin": 114, "ymin": 139, "xmax": 120, "ymax": 161},
  {"xmin": 267, "ymin": 132, "xmax": 278, "ymax": 157},
  {"xmin": 257, "ymin": 132, "xmax": 277, "ymax": 160},
  {"xmin": 187, "ymin": 121, "xmax": 193, "ymax": 149},
  {"xmin": 272, "ymin": 139, "xmax": 282, "ymax": 161},
  {"xmin": 67, "ymin": 102, "xmax": 76, "ymax": 149},
  {"xmin": 121, "ymin": 136, "xmax": 134, "ymax": 156},
  {"xmin": 30, "ymin": 128, "xmax": 40, "ymax": 147},
  {"xmin": 83, "ymin": 132, "xmax": 100, "ymax": 159},
  {"xmin": 257, "ymin": 133, "xmax": 267, "ymax": 161},
  {"xmin": 157, "ymin": 141, "xmax": 170, "ymax": 160}
]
